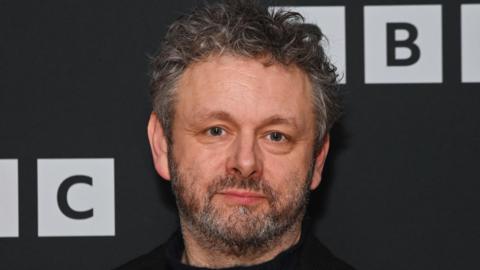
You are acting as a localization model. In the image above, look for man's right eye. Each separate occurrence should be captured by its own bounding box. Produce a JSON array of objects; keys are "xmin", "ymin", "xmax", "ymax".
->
[{"xmin": 207, "ymin": 127, "xmax": 224, "ymax": 136}]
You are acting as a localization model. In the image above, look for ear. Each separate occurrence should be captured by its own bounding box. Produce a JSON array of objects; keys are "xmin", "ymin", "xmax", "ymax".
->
[
  {"xmin": 147, "ymin": 113, "xmax": 171, "ymax": 181},
  {"xmin": 309, "ymin": 134, "xmax": 330, "ymax": 190}
]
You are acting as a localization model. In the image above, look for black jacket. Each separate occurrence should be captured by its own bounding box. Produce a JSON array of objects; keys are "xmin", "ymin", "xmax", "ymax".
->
[{"xmin": 115, "ymin": 229, "xmax": 355, "ymax": 270}]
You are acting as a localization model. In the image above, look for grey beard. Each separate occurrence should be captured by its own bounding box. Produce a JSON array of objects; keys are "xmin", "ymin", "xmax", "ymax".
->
[
  {"xmin": 168, "ymin": 148, "xmax": 314, "ymax": 256},
  {"xmin": 193, "ymin": 199, "xmax": 307, "ymax": 257}
]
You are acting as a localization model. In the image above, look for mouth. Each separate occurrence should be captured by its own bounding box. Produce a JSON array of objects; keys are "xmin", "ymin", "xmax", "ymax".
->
[{"xmin": 216, "ymin": 190, "xmax": 266, "ymax": 205}]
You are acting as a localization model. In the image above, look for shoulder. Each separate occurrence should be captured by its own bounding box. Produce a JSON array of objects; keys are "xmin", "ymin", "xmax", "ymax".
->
[
  {"xmin": 114, "ymin": 244, "xmax": 169, "ymax": 270},
  {"xmin": 299, "ymin": 236, "xmax": 356, "ymax": 270}
]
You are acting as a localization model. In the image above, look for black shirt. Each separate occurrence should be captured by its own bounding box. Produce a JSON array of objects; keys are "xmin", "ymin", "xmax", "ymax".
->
[{"xmin": 165, "ymin": 229, "xmax": 301, "ymax": 270}]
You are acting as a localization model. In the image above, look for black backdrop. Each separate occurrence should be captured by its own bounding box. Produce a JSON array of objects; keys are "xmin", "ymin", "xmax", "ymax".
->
[{"xmin": 1, "ymin": 0, "xmax": 479, "ymax": 269}]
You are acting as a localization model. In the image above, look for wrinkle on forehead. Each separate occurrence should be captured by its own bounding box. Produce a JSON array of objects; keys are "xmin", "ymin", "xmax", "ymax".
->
[{"xmin": 175, "ymin": 54, "xmax": 315, "ymax": 131}]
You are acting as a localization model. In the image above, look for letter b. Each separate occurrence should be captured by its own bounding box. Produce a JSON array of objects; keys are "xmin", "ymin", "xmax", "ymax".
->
[
  {"xmin": 387, "ymin": 23, "xmax": 420, "ymax": 66},
  {"xmin": 0, "ymin": 160, "xmax": 19, "ymax": 238}
]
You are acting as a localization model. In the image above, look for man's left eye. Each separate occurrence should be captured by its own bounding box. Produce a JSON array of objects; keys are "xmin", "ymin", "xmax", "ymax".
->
[
  {"xmin": 267, "ymin": 132, "xmax": 286, "ymax": 142},
  {"xmin": 207, "ymin": 127, "xmax": 224, "ymax": 136}
]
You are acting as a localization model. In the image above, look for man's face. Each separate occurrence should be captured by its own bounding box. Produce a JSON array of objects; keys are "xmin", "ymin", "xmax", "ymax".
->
[{"xmin": 149, "ymin": 54, "xmax": 329, "ymax": 251}]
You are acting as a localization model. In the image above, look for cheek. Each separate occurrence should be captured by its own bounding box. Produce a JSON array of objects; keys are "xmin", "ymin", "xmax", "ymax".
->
[
  {"xmin": 174, "ymin": 143, "xmax": 227, "ymax": 188},
  {"xmin": 263, "ymin": 152, "xmax": 312, "ymax": 191}
]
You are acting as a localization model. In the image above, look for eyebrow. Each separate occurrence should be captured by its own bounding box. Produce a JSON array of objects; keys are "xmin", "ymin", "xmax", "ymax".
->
[
  {"xmin": 194, "ymin": 110, "xmax": 298, "ymax": 129},
  {"xmin": 195, "ymin": 110, "xmax": 237, "ymax": 123},
  {"xmin": 259, "ymin": 115, "xmax": 299, "ymax": 129}
]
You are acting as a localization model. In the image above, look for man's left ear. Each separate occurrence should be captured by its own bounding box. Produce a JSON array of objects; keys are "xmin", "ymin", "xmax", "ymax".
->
[{"xmin": 310, "ymin": 134, "xmax": 330, "ymax": 190}]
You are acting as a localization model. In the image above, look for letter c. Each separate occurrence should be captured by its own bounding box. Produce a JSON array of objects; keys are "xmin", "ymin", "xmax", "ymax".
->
[{"xmin": 57, "ymin": 175, "xmax": 94, "ymax": 219}]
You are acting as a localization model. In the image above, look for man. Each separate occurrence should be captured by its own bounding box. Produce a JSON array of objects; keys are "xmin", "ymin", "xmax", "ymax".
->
[{"xmin": 117, "ymin": 0, "xmax": 354, "ymax": 269}]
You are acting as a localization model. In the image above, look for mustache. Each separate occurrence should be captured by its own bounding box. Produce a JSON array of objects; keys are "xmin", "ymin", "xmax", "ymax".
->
[{"xmin": 206, "ymin": 175, "xmax": 276, "ymax": 202}]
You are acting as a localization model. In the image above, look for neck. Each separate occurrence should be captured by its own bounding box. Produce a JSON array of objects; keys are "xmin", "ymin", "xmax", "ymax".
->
[{"xmin": 179, "ymin": 220, "xmax": 303, "ymax": 268}]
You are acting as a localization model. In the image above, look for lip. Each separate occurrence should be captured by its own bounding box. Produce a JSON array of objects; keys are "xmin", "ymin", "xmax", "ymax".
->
[{"xmin": 216, "ymin": 190, "xmax": 266, "ymax": 205}]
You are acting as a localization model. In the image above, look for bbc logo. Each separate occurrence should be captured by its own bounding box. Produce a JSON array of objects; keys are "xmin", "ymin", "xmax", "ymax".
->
[
  {"xmin": 0, "ymin": 158, "xmax": 115, "ymax": 238},
  {"xmin": 274, "ymin": 4, "xmax": 480, "ymax": 83},
  {"xmin": 364, "ymin": 5, "xmax": 442, "ymax": 83},
  {"xmin": 0, "ymin": 160, "xmax": 18, "ymax": 237}
]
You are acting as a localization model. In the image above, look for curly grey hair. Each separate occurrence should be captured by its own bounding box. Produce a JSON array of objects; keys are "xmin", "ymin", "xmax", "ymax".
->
[{"xmin": 150, "ymin": 0, "xmax": 341, "ymax": 152}]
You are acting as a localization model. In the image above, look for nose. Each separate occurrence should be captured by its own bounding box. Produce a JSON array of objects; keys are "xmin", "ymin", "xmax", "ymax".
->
[{"xmin": 227, "ymin": 132, "xmax": 262, "ymax": 179}]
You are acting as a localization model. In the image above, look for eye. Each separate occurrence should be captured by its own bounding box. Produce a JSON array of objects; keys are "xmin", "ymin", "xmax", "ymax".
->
[
  {"xmin": 267, "ymin": 131, "xmax": 286, "ymax": 142},
  {"xmin": 207, "ymin": 126, "xmax": 224, "ymax": 136}
]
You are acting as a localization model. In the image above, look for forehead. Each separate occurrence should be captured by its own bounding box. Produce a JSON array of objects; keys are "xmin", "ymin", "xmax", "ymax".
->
[{"xmin": 175, "ymin": 54, "xmax": 314, "ymax": 128}]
